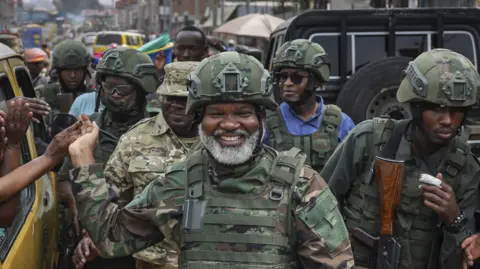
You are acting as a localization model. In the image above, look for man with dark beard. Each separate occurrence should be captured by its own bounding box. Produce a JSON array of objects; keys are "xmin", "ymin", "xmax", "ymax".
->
[
  {"xmin": 321, "ymin": 49, "xmax": 480, "ymax": 269},
  {"xmin": 57, "ymin": 47, "xmax": 158, "ymax": 269},
  {"xmin": 68, "ymin": 51, "xmax": 354, "ymax": 269},
  {"xmin": 266, "ymin": 39, "xmax": 355, "ymax": 172}
]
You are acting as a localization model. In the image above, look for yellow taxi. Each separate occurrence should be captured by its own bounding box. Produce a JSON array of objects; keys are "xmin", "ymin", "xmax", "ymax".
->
[
  {"xmin": 93, "ymin": 31, "xmax": 145, "ymax": 58},
  {"xmin": 0, "ymin": 43, "xmax": 58, "ymax": 269}
]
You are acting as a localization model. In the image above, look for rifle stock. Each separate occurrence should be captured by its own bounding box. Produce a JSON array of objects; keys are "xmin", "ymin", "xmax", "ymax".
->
[
  {"xmin": 375, "ymin": 156, "xmax": 405, "ymax": 269},
  {"xmin": 375, "ymin": 156, "xmax": 405, "ymax": 235}
]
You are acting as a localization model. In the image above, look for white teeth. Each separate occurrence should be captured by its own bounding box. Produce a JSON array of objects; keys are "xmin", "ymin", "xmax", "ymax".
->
[{"xmin": 220, "ymin": 136, "xmax": 240, "ymax": 141}]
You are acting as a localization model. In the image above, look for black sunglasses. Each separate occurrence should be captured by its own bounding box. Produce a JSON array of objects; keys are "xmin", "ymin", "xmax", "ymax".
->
[{"xmin": 275, "ymin": 72, "xmax": 309, "ymax": 85}]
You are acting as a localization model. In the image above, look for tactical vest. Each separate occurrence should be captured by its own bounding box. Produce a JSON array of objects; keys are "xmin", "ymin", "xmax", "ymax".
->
[
  {"xmin": 180, "ymin": 147, "xmax": 306, "ymax": 269},
  {"xmin": 90, "ymin": 112, "xmax": 120, "ymax": 164},
  {"xmin": 343, "ymin": 118, "xmax": 470, "ymax": 269},
  {"xmin": 266, "ymin": 104, "xmax": 342, "ymax": 171}
]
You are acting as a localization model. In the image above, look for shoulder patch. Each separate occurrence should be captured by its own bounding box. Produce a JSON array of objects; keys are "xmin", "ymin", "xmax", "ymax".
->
[{"xmin": 126, "ymin": 117, "xmax": 154, "ymax": 133}]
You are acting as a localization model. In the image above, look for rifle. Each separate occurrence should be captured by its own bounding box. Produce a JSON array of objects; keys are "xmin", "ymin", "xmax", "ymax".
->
[
  {"xmin": 351, "ymin": 156, "xmax": 405, "ymax": 269},
  {"xmin": 375, "ymin": 156, "xmax": 404, "ymax": 269}
]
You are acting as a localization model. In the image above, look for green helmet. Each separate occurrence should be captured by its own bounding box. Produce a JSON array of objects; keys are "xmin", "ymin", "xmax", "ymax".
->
[
  {"xmin": 397, "ymin": 48, "xmax": 479, "ymax": 107},
  {"xmin": 157, "ymin": 61, "xmax": 199, "ymax": 97},
  {"xmin": 52, "ymin": 40, "xmax": 90, "ymax": 69},
  {"xmin": 272, "ymin": 39, "xmax": 330, "ymax": 82},
  {"xmin": 96, "ymin": 47, "xmax": 158, "ymax": 94},
  {"xmin": 186, "ymin": 51, "xmax": 277, "ymax": 115}
]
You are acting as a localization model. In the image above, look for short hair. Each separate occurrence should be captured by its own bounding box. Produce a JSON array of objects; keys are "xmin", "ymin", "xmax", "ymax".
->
[{"xmin": 176, "ymin": 26, "xmax": 207, "ymax": 48}]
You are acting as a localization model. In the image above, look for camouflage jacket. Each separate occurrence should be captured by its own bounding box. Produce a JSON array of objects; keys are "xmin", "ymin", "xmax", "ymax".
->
[
  {"xmin": 72, "ymin": 147, "xmax": 354, "ymax": 268},
  {"xmin": 104, "ymin": 112, "xmax": 200, "ymax": 208},
  {"xmin": 321, "ymin": 119, "xmax": 480, "ymax": 269}
]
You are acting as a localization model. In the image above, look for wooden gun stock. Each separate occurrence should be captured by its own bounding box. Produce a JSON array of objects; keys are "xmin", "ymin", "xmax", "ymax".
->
[{"xmin": 375, "ymin": 156, "xmax": 405, "ymax": 236}]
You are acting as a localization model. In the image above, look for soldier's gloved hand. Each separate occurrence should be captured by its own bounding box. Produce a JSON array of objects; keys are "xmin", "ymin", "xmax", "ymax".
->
[
  {"xmin": 68, "ymin": 114, "xmax": 99, "ymax": 155},
  {"xmin": 4, "ymin": 98, "xmax": 32, "ymax": 145},
  {"xmin": 44, "ymin": 120, "xmax": 83, "ymax": 165},
  {"xmin": 420, "ymin": 173, "xmax": 461, "ymax": 224},
  {"xmin": 462, "ymin": 233, "xmax": 480, "ymax": 268},
  {"xmin": 10, "ymin": 97, "xmax": 50, "ymax": 123},
  {"xmin": 72, "ymin": 229, "xmax": 100, "ymax": 269}
]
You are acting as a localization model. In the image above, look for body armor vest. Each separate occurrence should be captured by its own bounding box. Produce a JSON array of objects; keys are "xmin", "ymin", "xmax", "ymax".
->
[
  {"xmin": 343, "ymin": 118, "xmax": 470, "ymax": 269},
  {"xmin": 180, "ymin": 147, "xmax": 306, "ymax": 269},
  {"xmin": 266, "ymin": 104, "xmax": 342, "ymax": 171}
]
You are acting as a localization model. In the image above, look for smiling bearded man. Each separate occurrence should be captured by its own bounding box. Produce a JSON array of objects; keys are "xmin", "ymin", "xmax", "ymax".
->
[{"xmin": 68, "ymin": 51, "xmax": 355, "ymax": 269}]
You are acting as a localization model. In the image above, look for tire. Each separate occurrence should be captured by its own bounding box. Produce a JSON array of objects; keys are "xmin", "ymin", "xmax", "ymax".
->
[{"xmin": 336, "ymin": 56, "xmax": 413, "ymax": 124}]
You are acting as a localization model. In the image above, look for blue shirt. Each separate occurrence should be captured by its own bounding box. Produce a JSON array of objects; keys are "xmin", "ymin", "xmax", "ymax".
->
[
  {"xmin": 265, "ymin": 96, "xmax": 355, "ymax": 143},
  {"xmin": 69, "ymin": 92, "xmax": 104, "ymax": 117}
]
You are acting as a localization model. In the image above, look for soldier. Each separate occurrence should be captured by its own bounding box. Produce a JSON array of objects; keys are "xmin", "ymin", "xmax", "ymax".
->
[
  {"xmin": 321, "ymin": 49, "xmax": 480, "ymax": 269},
  {"xmin": 24, "ymin": 48, "xmax": 49, "ymax": 88},
  {"xmin": 72, "ymin": 61, "xmax": 201, "ymax": 269},
  {"xmin": 266, "ymin": 39, "xmax": 355, "ymax": 172},
  {"xmin": 36, "ymin": 39, "xmax": 94, "ymax": 127},
  {"xmin": 58, "ymin": 47, "xmax": 158, "ymax": 269},
  {"xmin": 68, "ymin": 51, "xmax": 354, "ymax": 269}
]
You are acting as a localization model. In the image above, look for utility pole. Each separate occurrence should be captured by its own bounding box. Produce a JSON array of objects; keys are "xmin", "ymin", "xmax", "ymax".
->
[
  {"xmin": 221, "ymin": 0, "xmax": 225, "ymax": 24},
  {"xmin": 212, "ymin": 0, "xmax": 218, "ymax": 28},
  {"xmin": 195, "ymin": 0, "xmax": 200, "ymax": 25}
]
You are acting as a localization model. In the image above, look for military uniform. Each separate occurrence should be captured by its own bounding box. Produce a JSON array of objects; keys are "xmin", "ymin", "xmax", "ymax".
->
[
  {"xmin": 321, "ymin": 49, "xmax": 480, "ymax": 269},
  {"xmin": 103, "ymin": 62, "xmax": 201, "ymax": 269},
  {"xmin": 57, "ymin": 47, "xmax": 158, "ymax": 269},
  {"xmin": 36, "ymin": 40, "xmax": 94, "ymax": 126},
  {"xmin": 267, "ymin": 39, "xmax": 354, "ymax": 171},
  {"xmin": 71, "ymin": 52, "xmax": 354, "ymax": 269}
]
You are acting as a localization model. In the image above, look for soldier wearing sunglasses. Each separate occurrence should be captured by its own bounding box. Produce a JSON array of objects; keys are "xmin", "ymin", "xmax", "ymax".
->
[
  {"xmin": 56, "ymin": 47, "xmax": 159, "ymax": 269},
  {"xmin": 266, "ymin": 39, "xmax": 355, "ymax": 172}
]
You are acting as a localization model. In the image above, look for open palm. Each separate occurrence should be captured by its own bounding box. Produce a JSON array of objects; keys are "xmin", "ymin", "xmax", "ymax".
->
[{"xmin": 68, "ymin": 114, "xmax": 99, "ymax": 155}]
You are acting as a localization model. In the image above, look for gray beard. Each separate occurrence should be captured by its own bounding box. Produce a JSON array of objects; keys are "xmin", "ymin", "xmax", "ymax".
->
[{"xmin": 199, "ymin": 127, "xmax": 259, "ymax": 166}]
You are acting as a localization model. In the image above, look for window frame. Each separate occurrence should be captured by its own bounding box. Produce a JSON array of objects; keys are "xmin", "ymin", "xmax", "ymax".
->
[
  {"xmin": 0, "ymin": 70, "xmax": 35, "ymax": 262},
  {"xmin": 309, "ymin": 30, "xmax": 477, "ymax": 80}
]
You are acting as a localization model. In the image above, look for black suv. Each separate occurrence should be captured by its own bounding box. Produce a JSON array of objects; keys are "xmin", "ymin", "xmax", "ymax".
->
[{"xmin": 266, "ymin": 8, "xmax": 480, "ymax": 124}]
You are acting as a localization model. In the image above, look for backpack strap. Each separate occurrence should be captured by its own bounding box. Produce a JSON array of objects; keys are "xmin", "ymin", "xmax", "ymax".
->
[
  {"xmin": 185, "ymin": 150, "xmax": 207, "ymax": 199},
  {"xmin": 363, "ymin": 117, "xmax": 396, "ymax": 184},
  {"xmin": 268, "ymin": 147, "xmax": 307, "ymax": 249},
  {"xmin": 266, "ymin": 109, "xmax": 287, "ymax": 146},
  {"xmin": 319, "ymin": 104, "xmax": 342, "ymax": 137}
]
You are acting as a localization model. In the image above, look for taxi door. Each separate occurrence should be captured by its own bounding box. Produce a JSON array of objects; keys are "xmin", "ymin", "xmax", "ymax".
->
[{"xmin": 0, "ymin": 56, "xmax": 58, "ymax": 269}]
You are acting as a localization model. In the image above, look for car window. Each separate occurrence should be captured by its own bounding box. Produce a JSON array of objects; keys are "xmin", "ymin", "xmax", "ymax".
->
[
  {"xmin": 396, "ymin": 34, "xmax": 428, "ymax": 58},
  {"xmin": 126, "ymin": 35, "xmax": 139, "ymax": 46},
  {"xmin": 0, "ymin": 73, "xmax": 34, "ymax": 262},
  {"xmin": 95, "ymin": 34, "xmax": 122, "ymax": 46},
  {"xmin": 310, "ymin": 34, "xmax": 352, "ymax": 77},
  {"xmin": 15, "ymin": 66, "xmax": 48, "ymax": 142},
  {"xmin": 354, "ymin": 35, "xmax": 387, "ymax": 72},
  {"xmin": 431, "ymin": 32, "xmax": 476, "ymax": 66}
]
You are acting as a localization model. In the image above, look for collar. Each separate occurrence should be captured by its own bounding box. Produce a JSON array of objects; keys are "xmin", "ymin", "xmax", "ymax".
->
[
  {"xmin": 150, "ymin": 111, "xmax": 170, "ymax": 136},
  {"xmin": 286, "ymin": 95, "xmax": 324, "ymax": 122}
]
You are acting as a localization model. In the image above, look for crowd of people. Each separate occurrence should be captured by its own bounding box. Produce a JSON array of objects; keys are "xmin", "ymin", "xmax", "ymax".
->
[{"xmin": 1, "ymin": 24, "xmax": 480, "ymax": 269}]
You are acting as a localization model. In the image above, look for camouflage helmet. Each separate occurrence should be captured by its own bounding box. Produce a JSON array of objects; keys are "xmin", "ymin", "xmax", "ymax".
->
[
  {"xmin": 157, "ymin": 61, "xmax": 199, "ymax": 97},
  {"xmin": 273, "ymin": 39, "xmax": 330, "ymax": 83},
  {"xmin": 52, "ymin": 40, "xmax": 90, "ymax": 69},
  {"xmin": 96, "ymin": 47, "xmax": 158, "ymax": 94},
  {"xmin": 397, "ymin": 48, "xmax": 479, "ymax": 107},
  {"xmin": 186, "ymin": 52, "xmax": 277, "ymax": 114}
]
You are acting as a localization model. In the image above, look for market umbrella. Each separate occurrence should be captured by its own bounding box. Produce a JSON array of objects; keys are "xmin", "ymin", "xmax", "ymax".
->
[{"xmin": 214, "ymin": 13, "xmax": 285, "ymax": 39}]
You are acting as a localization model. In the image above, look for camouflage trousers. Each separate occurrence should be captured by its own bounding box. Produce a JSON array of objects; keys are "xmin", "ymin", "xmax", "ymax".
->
[{"xmin": 133, "ymin": 240, "xmax": 178, "ymax": 269}]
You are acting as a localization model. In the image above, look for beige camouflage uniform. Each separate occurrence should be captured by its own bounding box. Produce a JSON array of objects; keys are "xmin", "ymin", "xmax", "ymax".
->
[{"xmin": 104, "ymin": 61, "xmax": 200, "ymax": 269}]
